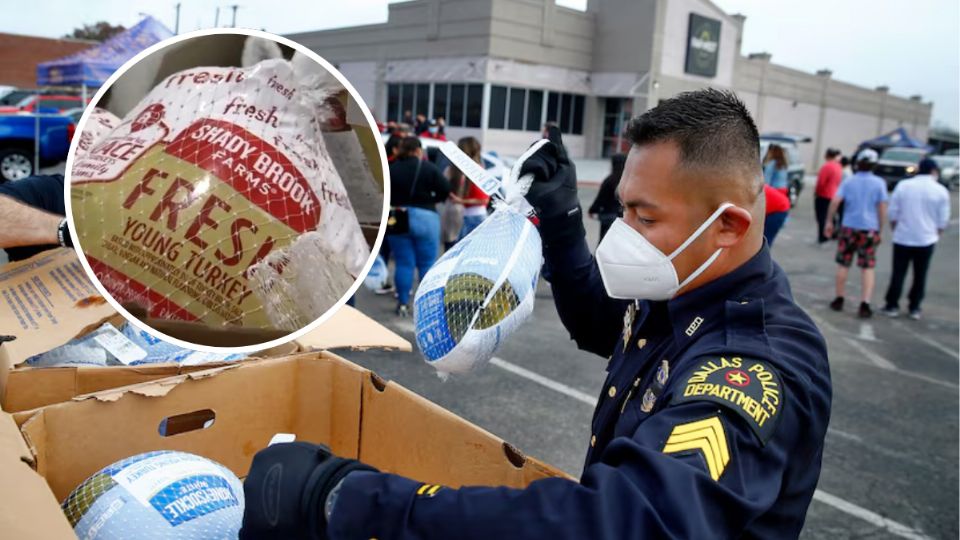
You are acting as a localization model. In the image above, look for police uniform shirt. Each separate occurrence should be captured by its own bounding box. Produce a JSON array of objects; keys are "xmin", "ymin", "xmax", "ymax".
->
[{"xmin": 328, "ymin": 238, "xmax": 831, "ymax": 540}]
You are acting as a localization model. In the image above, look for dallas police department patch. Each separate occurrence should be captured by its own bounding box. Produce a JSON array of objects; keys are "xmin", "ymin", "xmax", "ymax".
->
[{"xmin": 671, "ymin": 356, "xmax": 782, "ymax": 444}]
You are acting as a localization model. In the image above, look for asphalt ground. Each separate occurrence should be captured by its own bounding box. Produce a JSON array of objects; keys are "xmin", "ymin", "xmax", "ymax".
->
[{"xmin": 348, "ymin": 175, "xmax": 959, "ymax": 540}]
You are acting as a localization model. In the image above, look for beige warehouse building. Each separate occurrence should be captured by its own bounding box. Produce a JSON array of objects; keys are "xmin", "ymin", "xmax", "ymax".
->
[{"xmin": 289, "ymin": 0, "xmax": 932, "ymax": 170}]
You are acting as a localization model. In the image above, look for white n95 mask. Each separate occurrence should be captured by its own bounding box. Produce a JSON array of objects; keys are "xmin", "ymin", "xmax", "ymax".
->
[{"xmin": 596, "ymin": 203, "xmax": 735, "ymax": 300}]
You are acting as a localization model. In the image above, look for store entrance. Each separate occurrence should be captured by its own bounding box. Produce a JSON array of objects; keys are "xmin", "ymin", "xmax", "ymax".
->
[{"xmin": 601, "ymin": 97, "xmax": 633, "ymax": 157}]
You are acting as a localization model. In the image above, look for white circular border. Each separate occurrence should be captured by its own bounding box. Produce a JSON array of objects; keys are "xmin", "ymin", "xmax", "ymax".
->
[{"xmin": 64, "ymin": 27, "xmax": 391, "ymax": 355}]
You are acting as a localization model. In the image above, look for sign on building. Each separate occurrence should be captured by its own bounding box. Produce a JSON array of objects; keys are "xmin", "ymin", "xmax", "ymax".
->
[{"xmin": 685, "ymin": 13, "xmax": 721, "ymax": 78}]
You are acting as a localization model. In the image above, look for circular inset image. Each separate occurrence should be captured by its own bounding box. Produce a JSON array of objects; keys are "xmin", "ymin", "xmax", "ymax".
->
[{"xmin": 67, "ymin": 29, "xmax": 387, "ymax": 349}]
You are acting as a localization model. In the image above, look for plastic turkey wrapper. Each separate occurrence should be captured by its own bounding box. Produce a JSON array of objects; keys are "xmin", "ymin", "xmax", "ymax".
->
[
  {"xmin": 70, "ymin": 56, "xmax": 369, "ymax": 332},
  {"xmin": 25, "ymin": 322, "xmax": 246, "ymax": 367},
  {"xmin": 413, "ymin": 206, "xmax": 541, "ymax": 377}
]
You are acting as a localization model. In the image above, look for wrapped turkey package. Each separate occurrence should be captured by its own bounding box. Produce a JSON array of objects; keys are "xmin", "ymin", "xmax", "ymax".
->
[
  {"xmin": 414, "ymin": 141, "xmax": 545, "ymax": 377},
  {"xmin": 71, "ymin": 57, "xmax": 369, "ymax": 331}
]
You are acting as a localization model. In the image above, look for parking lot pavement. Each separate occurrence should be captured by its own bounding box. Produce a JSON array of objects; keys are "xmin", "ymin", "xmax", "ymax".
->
[{"xmin": 348, "ymin": 173, "xmax": 958, "ymax": 539}]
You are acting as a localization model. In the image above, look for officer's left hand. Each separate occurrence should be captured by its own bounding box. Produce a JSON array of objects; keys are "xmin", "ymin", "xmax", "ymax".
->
[{"xmin": 240, "ymin": 442, "xmax": 377, "ymax": 540}]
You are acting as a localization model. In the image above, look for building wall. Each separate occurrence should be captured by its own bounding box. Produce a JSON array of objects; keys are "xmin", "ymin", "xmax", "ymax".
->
[
  {"xmin": 0, "ymin": 33, "xmax": 94, "ymax": 89},
  {"xmin": 488, "ymin": 0, "xmax": 594, "ymax": 70},
  {"xmin": 335, "ymin": 61, "xmax": 380, "ymax": 116},
  {"xmin": 587, "ymin": 0, "xmax": 657, "ymax": 75}
]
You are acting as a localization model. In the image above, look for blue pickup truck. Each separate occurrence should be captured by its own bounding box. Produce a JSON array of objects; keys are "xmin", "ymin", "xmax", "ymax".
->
[{"xmin": 0, "ymin": 110, "xmax": 76, "ymax": 182}]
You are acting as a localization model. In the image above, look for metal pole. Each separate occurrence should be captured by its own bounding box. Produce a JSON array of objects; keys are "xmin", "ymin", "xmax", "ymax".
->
[
  {"xmin": 215, "ymin": 7, "xmax": 220, "ymax": 27},
  {"xmin": 174, "ymin": 3, "xmax": 181, "ymax": 34},
  {"xmin": 231, "ymin": 4, "xmax": 238, "ymax": 27},
  {"xmin": 34, "ymin": 108, "xmax": 40, "ymax": 176}
]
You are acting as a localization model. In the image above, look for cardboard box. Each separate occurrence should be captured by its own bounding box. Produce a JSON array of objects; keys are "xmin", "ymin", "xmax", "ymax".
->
[
  {"xmin": 0, "ymin": 352, "xmax": 570, "ymax": 538},
  {"xmin": 1, "ymin": 249, "xmax": 411, "ymax": 412}
]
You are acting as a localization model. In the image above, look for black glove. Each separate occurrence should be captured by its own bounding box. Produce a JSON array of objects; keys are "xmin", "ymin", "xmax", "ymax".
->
[
  {"xmin": 520, "ymin": 130, "xmax": 585, "ymax": 248},
  {"xmin": 240, "ymin": 442, "xmax": 376, "ymax": 540}
]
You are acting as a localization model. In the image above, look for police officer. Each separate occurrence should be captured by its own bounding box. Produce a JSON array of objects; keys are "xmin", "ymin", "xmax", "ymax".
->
[{"xmin": 240, "ymin": 89, "xmax": 832, "ymax": 539}]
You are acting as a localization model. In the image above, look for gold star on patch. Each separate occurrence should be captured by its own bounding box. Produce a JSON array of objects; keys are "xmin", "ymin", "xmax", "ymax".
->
[{"xmin": 726, "ymin": 371, "xmax": 747, "ymax": 385}]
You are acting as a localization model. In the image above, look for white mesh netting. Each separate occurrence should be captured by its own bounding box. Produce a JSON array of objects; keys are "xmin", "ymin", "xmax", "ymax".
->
[{"xmin": 62, "ymin": 450, "xmax": 244, "ymax": 539}]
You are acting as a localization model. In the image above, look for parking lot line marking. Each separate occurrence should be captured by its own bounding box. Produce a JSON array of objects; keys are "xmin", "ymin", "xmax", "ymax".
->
[
  {"xmin": 842, "ymin": 337, "xmax": 897, "ymax": 370},
  {"xmin": 857, "ymin": 322, "xmax": 878, "ymax": 342},
  {"xmin": 489, "ymin": 356, "xmax": 934, "ymax": 539},
  {"xmin": 489, "ymin": 357, "xmax": 599, "ymax": 406},
  {"xmin": 826, "ymin": 428, "xmax": 863, "ymax": 443},
  {"xmin": 889, "ymin": 319, "xmax": 959, "ymax": 360},
  {"xmin": 811, "ymin": 490, "xmax": 932, "ymax": 540}
]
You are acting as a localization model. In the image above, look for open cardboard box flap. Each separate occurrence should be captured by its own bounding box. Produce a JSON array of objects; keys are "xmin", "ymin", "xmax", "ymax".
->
[
  {"xmin": 3, "ymin": 352, "xmax": 571, "ymax": 537},
  {"xmin": 0, "ymin": 249, "xmax": 411, "ymax": 412}
]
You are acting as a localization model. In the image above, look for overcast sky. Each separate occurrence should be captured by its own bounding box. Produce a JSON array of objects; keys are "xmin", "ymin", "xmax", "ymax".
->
[{"xmin": 4, "ymin": 0, "xmax": 957, "ymax": 129}]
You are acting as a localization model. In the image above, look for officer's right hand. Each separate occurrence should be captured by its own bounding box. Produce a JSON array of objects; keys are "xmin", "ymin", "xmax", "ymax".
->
[
  {"xmin": 518, "ymin": 128, "xmax": 585, "ymax": 247},
  {"xmin": 240, "ymin": 442, "xmax": 375, "ymax": 540}
]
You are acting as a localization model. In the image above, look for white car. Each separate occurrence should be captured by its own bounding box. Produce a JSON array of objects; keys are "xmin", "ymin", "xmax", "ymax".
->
[{"xmin": 932, "ymin": 155, "xmax": 959, "ymax": 190}]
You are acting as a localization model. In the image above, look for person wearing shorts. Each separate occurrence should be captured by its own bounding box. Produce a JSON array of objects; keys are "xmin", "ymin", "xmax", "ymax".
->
[
  {"xmin": 824, "ymin": 148, "xmax": 888, "ymax": 318},
  {"xmin": 834, "ymin": 227, "xmax": 880, "ymax": 268}
]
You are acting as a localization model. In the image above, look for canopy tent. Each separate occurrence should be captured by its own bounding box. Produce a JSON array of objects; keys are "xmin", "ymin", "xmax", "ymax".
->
[
  {"xmin": 36, "ymin": 16, "xmax": 173, "ymax": 89},
  {"xmin": 858, "ymin": 127, "xmax": 933, "ymax": 153}
]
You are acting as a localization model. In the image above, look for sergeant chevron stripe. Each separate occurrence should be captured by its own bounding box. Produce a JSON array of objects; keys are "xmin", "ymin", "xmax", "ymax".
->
[{"xmin": 662, "ymin": 416, "xmax": 730, "ymax": 481}]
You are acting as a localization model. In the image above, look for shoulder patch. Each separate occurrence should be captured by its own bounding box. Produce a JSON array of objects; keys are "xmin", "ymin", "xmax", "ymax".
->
[{"xmin": 670, "ymin": 356, "xmax": 783, "ymax": 444}]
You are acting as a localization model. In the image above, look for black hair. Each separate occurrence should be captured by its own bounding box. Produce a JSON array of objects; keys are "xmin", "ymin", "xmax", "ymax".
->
[
  {"xmin": 625, "ymin": 88, "xmax": 761, "ymax": 195},
  {"xmin": 825, "ymin": 148, "xmax": 841, "ymax": 159},
  {"xmin": 397, "ymin": 136, "xmax": 422, "ymax": 159},
  {"xmin": 841, "ymin": 156, "xmax": 850, "ymax": 167},
  {"xmin": 610, "ymin": 152, "xmax": 627, "ymax": 180}
]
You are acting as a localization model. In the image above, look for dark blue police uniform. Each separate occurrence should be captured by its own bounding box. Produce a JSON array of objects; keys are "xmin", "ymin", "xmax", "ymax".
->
[{"xmin": 327, "ymin": 237, "xmax": 831, "ymax": 539}]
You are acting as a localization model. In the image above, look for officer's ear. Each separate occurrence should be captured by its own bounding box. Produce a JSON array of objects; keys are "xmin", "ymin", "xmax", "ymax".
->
[{"xmin": 714, "ymin": 206, "xmax": 752, "ymax": 248}]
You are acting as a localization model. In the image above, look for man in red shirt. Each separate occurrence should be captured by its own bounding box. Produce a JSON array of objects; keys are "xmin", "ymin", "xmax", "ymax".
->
[{"xmin": 814, "ymin": 148, "xmax": 843, "ymax": 244}]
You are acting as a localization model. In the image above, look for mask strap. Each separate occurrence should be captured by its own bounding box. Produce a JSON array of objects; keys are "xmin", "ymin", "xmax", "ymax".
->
[
  {"xmin": 667, "ymin": 202, "xmax": 735, "ymax": 261},
  {"xmin": 677, "ymin": 247, "xmax": 723, "ymax": 290}
]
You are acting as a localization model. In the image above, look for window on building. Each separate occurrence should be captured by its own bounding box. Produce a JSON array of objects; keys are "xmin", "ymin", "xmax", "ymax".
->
[
  {"xmin": 400, "ymin": 83, "xmax": 414, "ymax": 120},
  {"xmin": 449, "ymin": 83, "xmax": 465, "ymax": 126},
  {"xmin": 433, "ymin": 83, "xmax": 449, "ymax": 122},
  {"xmin": 572, "ymin": 94, "xmax": 585, "ymax": 135},
  {"xmin": 489, "ymin": 85, "xmax": 507, "ymax": 129},
  {"xmin": 415, "ymin": 83, "xmax": 430, "ymax": 119},
  {"xmin": 466, "ymin": 84, "xmax": 483, "ymax": 128},
  {"xmin": 526, "ymin": 90, "xmax": 543, "ymax": 131},
  {"xmin": 547, "ymin": 92, "xmax": 559, "ymax": 124},
  {"xmin": 508, "ymin": 88, "xmax": 525, "ymax": 130},
  {"xmin": 387, "ymin": 84, "xmax": 400, "ymax": 123}
]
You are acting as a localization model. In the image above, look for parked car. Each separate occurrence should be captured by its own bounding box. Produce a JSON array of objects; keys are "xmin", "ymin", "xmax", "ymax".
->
[
  {"xmin": 0, "ymin": 93, "xmax": 88, "ymax": 114},
  {"xmin": 932, "ymin": 155, "xmax": 959, "ymax": 190},
  {"xmin": 759, "ymin": 133, "xmax": 810, "ymax": 207},
  {"xmin": 873, "ymin": 147, "xmax": 928, "ymax": 190},
  {"xmin": 0, "ymin": 112, "xmax": 75, "ymax": 182}
]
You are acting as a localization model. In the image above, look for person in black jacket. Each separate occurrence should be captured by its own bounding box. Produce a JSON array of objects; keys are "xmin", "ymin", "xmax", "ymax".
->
[
  {"xmin": 387, "ymin": 137, "xmax": 451, "ymax": 316},
  {"xmin": 588, "ymin": 153, "xmax": 626, "ymax": 241}
]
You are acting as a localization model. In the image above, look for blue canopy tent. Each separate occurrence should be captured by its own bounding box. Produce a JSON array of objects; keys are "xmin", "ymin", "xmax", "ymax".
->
[
  {"xmin": 858, "ymin": 127, "xmax": 933, "ymax": 154},
  {"xmin": 25, "ymin": 17, "xmax": 172, "ymax": 174},
  {"xmin": 36, "ymin": 16, "xmax": 173, "ymax": 99}
]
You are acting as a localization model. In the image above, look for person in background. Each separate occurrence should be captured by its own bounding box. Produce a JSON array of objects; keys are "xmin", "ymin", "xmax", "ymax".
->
[
  {"xmin": 840, "ymin": 155, "xmax": 853, "ymax": 180},
  {"xmin": 387, "ymin": 137, "xmax": 451, "ymax": 317},
  {"xmin": 814, "ymin": 148, "xmax": 843, "ymax": 244},
  {"xmin": 588, "ymin": 153, "xmax": 625, "ymax": 241},
  {"xmin": 384, "ymin": 123, "xmax": 412, "ymax": 163},
  {"xmin": 402, "ymin": 110, "xmax": 414, "ymax": 127},
  {"xmin": 824, "ymin": 148, "xmax": 888, "ymax": 318},
  {"xmin": 0, "ymin": 174, "xmax": 72, "ymax": 261},
  {"xmin": 436, "ymin": 116, "xmax": 446, "ymax": 139},
  {"xmin": 440, "ymin": 148, "xmax": 467, "ymax": 252},
  {"xmin": 448, "ymin": 137, "xmax": 490, "ymax": 240},
  {"xmin": 414, "ymin": 113, "xmax": 428, "ymax": 136},
  {"xmin": 763, "ymin": 183, "xmax": 791, "ymax": 246},
  {"xmin": 763, "ymin": 144, "xmax": 789, "ymax": 197},
  {"xmin": 422, "ymin": 119, "xmax": 448, "ymax": 141},
  {"xmin": 880, "ymin": 158, "xmax": 951, "ymax": 320}
]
